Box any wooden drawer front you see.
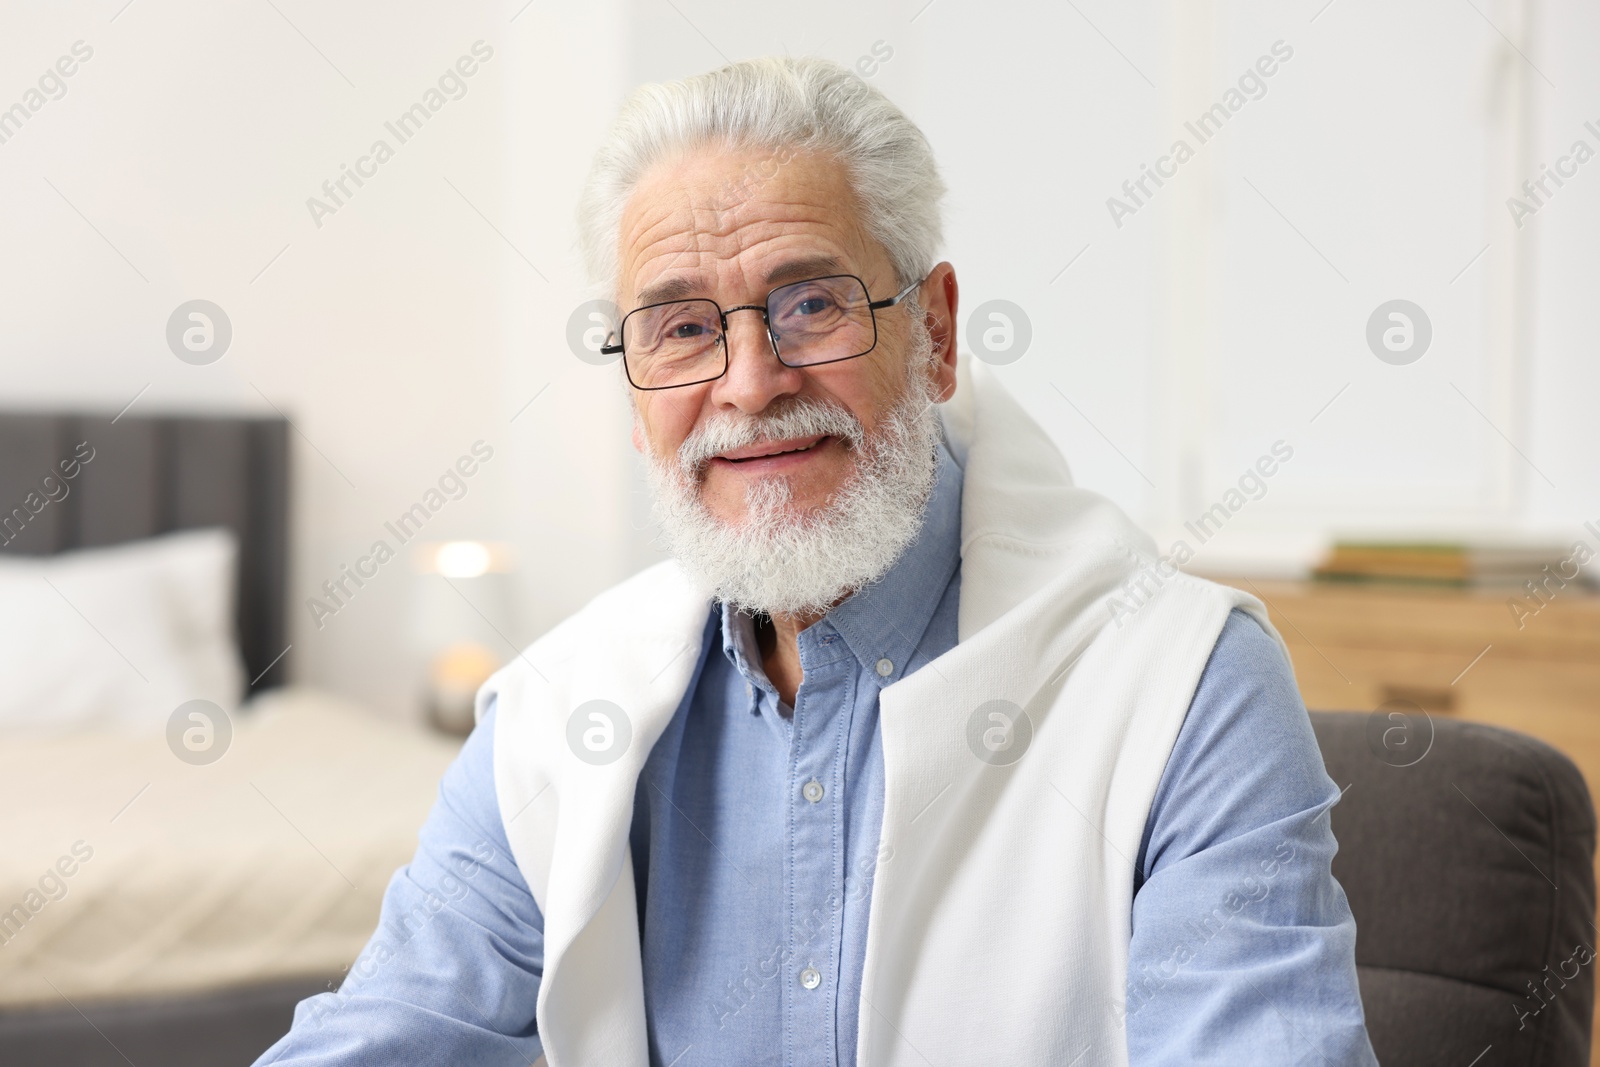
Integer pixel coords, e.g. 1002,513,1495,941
1215,577,1600,799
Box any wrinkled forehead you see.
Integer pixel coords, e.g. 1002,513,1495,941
616,144,885,308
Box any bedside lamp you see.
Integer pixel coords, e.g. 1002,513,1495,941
411,540,512,736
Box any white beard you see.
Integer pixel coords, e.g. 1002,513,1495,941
643,328,944,619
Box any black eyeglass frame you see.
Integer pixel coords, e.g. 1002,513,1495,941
601,273,927,391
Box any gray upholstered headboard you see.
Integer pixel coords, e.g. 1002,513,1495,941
0,412,290,689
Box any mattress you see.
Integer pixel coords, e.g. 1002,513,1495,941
0,688,461,1008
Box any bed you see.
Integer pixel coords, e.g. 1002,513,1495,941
0,412,461,1066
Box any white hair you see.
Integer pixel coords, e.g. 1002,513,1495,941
577,55,946,298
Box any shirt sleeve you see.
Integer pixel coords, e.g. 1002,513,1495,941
253,698,546,1067
1124,609,1378,1067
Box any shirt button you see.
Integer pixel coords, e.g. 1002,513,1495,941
802,780,824,804
875,657,894,677
800,966,822,990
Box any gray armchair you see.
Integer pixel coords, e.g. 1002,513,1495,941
1311,711,1597,1066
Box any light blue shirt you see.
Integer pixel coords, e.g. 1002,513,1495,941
257,442,1376,1066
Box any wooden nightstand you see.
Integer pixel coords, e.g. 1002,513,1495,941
1210,577,1600,779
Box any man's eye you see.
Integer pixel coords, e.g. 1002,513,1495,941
670,322,708,339
794,297,832,316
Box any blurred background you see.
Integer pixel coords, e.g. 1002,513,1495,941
3,0,1595,724
1,0,1597,1063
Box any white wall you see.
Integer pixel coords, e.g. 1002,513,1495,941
907,0,1597,572
0,0,633,721
1528,0,1600,528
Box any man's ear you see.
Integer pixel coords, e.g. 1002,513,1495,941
924,261,959,403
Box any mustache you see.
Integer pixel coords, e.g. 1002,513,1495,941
677,397,866,476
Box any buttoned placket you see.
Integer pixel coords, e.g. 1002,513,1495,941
722,608,861,1067
779,622,857,1067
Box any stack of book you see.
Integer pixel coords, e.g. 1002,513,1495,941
1312,540,1589,588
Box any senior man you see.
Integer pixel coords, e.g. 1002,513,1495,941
259,57,1376,1067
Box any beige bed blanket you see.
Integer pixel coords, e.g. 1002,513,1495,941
0,688,459,1008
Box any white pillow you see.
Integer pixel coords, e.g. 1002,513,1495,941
0,528,246,735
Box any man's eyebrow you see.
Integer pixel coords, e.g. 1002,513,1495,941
763,255,847,288
635,275,701,307
633,255,851,308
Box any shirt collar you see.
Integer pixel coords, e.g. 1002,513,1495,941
717,438,964,694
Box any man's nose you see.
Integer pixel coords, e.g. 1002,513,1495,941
715,308,802,413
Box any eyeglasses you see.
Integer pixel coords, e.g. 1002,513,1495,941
602,273,925,391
